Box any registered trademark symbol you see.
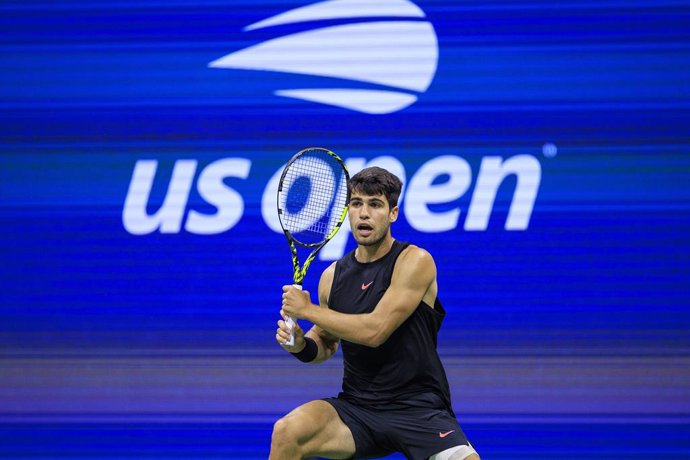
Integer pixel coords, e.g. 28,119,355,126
542,143,558,158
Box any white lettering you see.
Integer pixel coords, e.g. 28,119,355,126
465,155,541,230
123,154,542,255
122,160,197,235
185,158,251,234
404,155,471,232
262,164,285,234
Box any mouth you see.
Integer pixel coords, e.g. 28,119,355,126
356,223,373,237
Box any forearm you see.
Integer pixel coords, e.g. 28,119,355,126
303,304,383,347
304,328,338,364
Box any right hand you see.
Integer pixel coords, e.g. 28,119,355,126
276,309,306,353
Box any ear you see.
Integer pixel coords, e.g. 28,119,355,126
389,205,399,223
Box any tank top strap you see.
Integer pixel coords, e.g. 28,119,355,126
380,240,410,283
388,240,410,262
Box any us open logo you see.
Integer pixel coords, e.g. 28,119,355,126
208,0,439,114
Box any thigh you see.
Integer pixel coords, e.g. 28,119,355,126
324,397,397,459
386,406,472,460
281,400,357,459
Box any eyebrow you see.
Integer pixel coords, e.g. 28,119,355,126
350,196,384,204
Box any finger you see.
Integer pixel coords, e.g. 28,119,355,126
276,328,291,341
276,333,289,346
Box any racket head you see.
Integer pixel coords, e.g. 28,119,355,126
277,147,350,248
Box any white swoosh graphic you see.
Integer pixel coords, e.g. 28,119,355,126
275,89,417,114
209,21,438,92
245,0,425,31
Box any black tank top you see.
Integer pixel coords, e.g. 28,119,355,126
328,240,454,413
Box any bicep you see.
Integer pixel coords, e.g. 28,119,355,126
370,248,436,340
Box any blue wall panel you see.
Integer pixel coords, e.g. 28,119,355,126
1,0,689,458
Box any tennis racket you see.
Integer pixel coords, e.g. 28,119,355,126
277,147,350,346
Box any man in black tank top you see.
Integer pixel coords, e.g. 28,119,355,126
272,167,479,460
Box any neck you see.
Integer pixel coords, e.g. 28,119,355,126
355,234,395,263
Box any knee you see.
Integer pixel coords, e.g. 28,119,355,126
454,452,480,460
271,416,300,453
432,446,480,460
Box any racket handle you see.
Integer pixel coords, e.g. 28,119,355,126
284,284,302,347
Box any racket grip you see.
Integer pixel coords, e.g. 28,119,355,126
284,284,302,347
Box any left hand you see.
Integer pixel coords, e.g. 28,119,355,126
276,309,306,352
282,285,312,319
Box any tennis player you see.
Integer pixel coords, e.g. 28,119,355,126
273,167,480,460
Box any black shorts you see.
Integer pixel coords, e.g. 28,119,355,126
323,394,471,460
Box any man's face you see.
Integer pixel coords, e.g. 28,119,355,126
348,190,399,247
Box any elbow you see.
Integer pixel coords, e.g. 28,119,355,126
360,335,379,348
363,327,390,348
367,336,386,348
357,314,392,348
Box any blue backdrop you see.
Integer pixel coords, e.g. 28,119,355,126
1,0,689,458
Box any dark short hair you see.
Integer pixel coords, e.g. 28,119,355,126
349,167,403,208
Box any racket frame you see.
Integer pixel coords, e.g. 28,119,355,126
277,147,350,345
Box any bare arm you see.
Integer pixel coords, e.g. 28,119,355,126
303,263,340,363
282,246,437,348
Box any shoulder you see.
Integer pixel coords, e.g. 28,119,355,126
320,261,337,284
317,261,338,305
397,244,435,268
393,244,437,280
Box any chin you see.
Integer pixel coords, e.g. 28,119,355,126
356,235,385,247
353,235,367,246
